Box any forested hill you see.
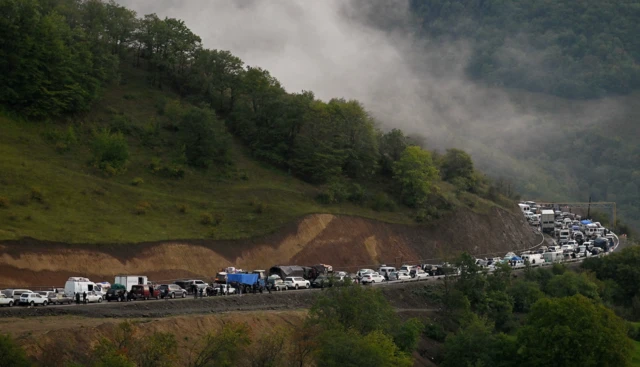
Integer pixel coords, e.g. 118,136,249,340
0,0,511,243
409,0,640,99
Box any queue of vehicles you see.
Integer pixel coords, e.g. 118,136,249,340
1,207,617,308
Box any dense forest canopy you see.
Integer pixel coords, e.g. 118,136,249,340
409,0,640,99
0,0,508,224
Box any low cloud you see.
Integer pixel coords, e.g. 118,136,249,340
118,0,622,169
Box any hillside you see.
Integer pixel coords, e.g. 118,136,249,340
0,208,538,287
0,62,512,245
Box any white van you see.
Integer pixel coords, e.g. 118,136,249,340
378,266,396,279
518,204,530,213
2,289,32,301
64,277,97,298
543,251,564,263
522,254,544,265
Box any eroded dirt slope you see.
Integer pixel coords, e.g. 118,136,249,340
0,207,538,287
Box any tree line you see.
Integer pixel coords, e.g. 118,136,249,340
409,0,640,99
0,0,500,217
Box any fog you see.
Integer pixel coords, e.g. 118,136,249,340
117,0,621,170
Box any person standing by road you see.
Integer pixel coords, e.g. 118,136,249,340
82,291,87,304
75,292,80,305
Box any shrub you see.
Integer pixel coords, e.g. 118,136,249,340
213,213,224,225
177,204,189,214
347,183,367,204
91,128,129,175
317,180,349,204
0,334,31,367
109,115,136,136
134,201,151,215
131,177,144,186
0,196,9,208
254,202,267,214
30,187,44,202
123,93,136,100
200,212,213,225
371,192,397,212
424,321,447,343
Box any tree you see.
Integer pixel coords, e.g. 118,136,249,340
189,322,251,367
440,148,476,191
507,281,544,313
379,129,409,176
454,252,486,307
91,128,129,174
180,106,231,168
392,146,439,207
316,329,413,367
582,246,640,306
544,271,600,300
309,285,398,335
0,334,31,367
442,316,518,367
517,295,633,367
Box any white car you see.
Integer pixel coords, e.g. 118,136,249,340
412,270,429,279
219,284,236,295
399,264,415,273
390,271,411,281
0,294,15,307
357,269,375,277
19,292,48,306
361,273,385,284
85,291,103,303
284,277,310,290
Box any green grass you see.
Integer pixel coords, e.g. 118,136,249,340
632,340,640,366
0,66,502,244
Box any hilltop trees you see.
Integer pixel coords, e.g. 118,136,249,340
409,0,640,99
0,0,491,218
393,146,439,207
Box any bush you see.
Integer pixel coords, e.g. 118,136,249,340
44,125,78,153
213,213,224,225
30,187,44,202
424,322,447,342
0,196,9,208
91,128,129,175
200,212,213,225
134,201,151,215
627,322,640,341
316,180,349,204
177,204,189,214
131,177,144,186
0,334,31,367
371,192,397,212
254,202,268,214
109,115,136,136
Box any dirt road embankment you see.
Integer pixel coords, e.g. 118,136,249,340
0,207,537,287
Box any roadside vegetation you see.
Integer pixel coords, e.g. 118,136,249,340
0,0,514,243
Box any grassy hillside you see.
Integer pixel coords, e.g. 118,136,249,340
0,66,500,244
